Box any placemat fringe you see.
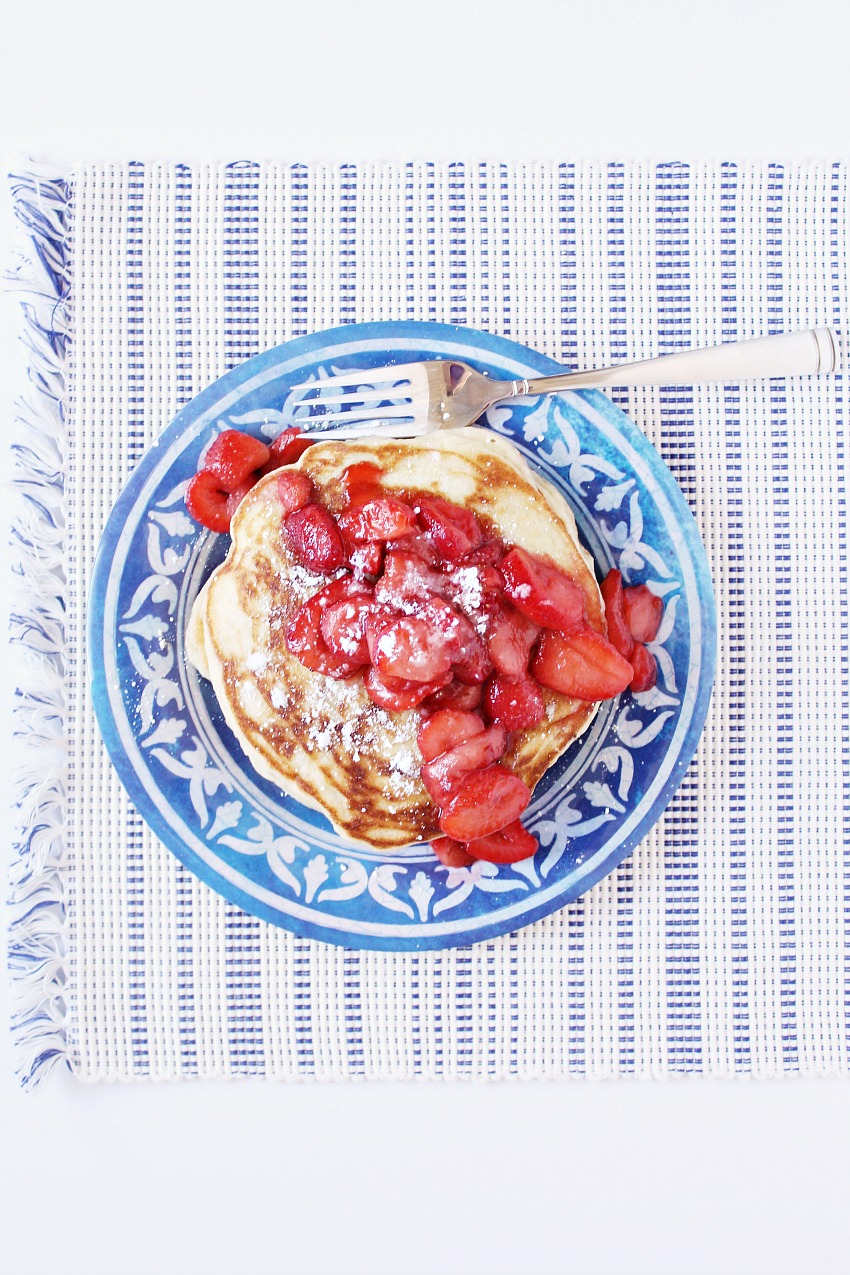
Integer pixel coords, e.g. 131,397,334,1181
6,166,72,1088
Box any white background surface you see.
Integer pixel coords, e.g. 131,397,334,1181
3,2,850,1272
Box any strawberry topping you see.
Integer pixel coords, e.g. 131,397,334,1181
421,726,508,805
439,765,531,841
501,546,586,632
416,494,484,559
429,836,476,868
277,469,314,517
622,584,664,644
283,503,347,574
533,626,634,700
364,667,453,711
185,470,234,534
263,426,315,470
600,568,635,659
462,820,539,864
484,672,546,731
628,640,658,693
416,709,487,762
338,496,418,543
203,430,271,493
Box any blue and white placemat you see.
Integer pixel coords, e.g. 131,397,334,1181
8,159,850,1085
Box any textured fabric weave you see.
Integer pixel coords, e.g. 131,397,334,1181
10,160,850,1081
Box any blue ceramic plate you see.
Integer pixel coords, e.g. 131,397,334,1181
89,322,716,950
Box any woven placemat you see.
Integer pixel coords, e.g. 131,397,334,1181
8,160,849,1084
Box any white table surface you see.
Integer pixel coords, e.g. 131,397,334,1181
3,3,850,1272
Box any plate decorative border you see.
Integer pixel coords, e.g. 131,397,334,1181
88,322,716,950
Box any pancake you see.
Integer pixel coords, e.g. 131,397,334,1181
188,428,603,850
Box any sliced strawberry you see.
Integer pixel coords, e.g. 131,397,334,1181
464,819,538,864
203,430,271,492
388,533,440,566
445,562,505,624
501,547,586,632
224,478,256,524
600,568,634,659
366,612,456,683
430,836,476,868
486,601,540,679
421,726,508,805
416,494,483,560
629,641,658,693
421,679,484,713
264,426,315,471
283,502,347,574
364,666,452,711
338,496,417,543
349,540,384,579
277,469,313,517
442,612,489,685
320,595,375,664
455,540,505,570
185,469,232,533
438,764,531,840
623,584,664,644
533,627,634,700
484,673,545,731
375,550,450,608
416,709,486,762
285,577,371,678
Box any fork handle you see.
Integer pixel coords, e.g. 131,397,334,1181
517,328,838,395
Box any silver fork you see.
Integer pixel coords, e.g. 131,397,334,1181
285,327,838,439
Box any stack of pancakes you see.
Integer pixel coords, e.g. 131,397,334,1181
187,428,603,850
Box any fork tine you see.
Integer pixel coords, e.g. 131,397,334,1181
295,403,417,431
290,383,413,407
289,361,427,395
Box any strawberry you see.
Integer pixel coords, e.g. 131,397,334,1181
421,679,484,713
416,494,483,560
449,623,492,685
375,550,450,608
320,596,375,664
366,612,456,683
501,547,586,632
185,469,233,533
264,426,315,471
338,496,417,543
438,764,531,840
283,503,347,574
485,601,540,679
430,836,476,868
277,469,313,517
445,562,505,626
623,584,663,644
421,726,508,805
349,541,384,579
484,673,545,731
628,641,658,693
364,666,452,711
455,540,505,570
416,709,486,762
533,627,634,700
600,569,634,659
464,819,538,864
203,430,271,492
285,577,372,678
387,533,440,566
